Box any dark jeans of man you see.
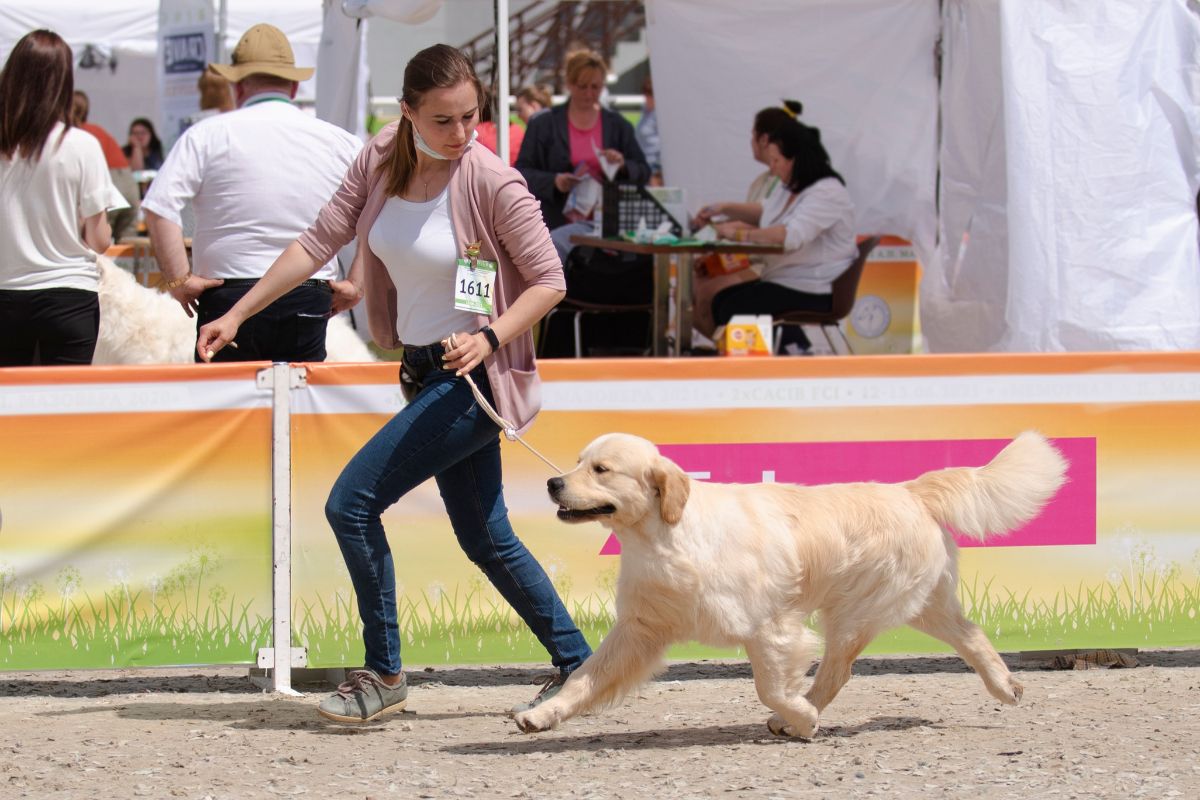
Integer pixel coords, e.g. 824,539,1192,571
195,279,332,362
0,287,99,366
712,279,833,352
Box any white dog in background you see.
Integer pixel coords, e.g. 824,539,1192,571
516,431,1068,738
93,256,375,364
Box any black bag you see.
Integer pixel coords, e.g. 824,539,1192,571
600,183,685,238
539,246,654,358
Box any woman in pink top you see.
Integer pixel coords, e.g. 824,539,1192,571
515,49,651,262
197,44,591,725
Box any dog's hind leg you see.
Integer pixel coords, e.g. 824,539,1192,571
909,575,1023,705
746,613,822,739
802,616,877,716
513,618,668,733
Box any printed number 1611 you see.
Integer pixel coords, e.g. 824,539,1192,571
459,279,491,298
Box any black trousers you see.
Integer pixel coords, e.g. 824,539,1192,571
711,279,832,351
0,287,100,366
540,247,653,358
195,280,332,363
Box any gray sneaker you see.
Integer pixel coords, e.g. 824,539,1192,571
317,668,408,724
509,673,567,716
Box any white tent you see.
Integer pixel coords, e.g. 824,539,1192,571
0,1,327,144
646,0,1200,352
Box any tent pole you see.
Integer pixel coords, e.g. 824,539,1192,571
495,0,510,163
217,0,229,62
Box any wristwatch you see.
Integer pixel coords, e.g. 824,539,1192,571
477,325,501,352
162,272,191,290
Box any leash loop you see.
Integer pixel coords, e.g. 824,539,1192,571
446,332,563,475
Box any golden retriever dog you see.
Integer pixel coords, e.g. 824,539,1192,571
514,431,1067,737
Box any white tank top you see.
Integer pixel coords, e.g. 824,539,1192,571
368,190,478,346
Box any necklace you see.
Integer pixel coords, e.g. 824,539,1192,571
414,165,446,201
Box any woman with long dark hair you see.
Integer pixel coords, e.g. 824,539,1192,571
197,44,591,723
123,117,164,171
0,29,121,366
693,100,857,352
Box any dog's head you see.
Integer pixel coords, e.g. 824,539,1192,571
547,433,691,527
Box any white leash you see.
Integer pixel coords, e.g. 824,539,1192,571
446,333,563,475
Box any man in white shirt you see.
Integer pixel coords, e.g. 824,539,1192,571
142,23,363,362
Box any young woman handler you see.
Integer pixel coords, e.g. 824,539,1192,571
197,44,592,723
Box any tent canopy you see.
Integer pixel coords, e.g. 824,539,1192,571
0,1,323,141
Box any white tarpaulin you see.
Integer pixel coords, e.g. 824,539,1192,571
929,0,1200,352
928,0,1010,351
646,0,940,269
994,0,1200,351
316,0,370,140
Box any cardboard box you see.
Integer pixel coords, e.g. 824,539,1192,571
718,314,773,356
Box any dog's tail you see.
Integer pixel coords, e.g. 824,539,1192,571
905,431,1068,541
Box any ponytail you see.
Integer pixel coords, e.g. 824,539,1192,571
384,112,419,198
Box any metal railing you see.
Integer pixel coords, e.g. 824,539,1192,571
460,0,645,94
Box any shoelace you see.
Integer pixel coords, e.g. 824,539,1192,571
530,673,565,700
334,669,387,699
446,332,562,474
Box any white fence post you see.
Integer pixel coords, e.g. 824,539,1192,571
256,364,307,694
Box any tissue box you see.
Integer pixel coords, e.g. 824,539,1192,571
718,314,773,356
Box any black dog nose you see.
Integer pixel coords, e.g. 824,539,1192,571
547,476,564,495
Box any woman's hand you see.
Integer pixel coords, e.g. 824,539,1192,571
196,314,242,362
600,149,625,170
329,279,364,314
554,172,583,194
692,203,726,229
442,330,493,377
170,275,225,318
713,221,753,242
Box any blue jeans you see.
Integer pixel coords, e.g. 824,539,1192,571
324,345,592,677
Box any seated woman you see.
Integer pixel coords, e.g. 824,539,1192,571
692,101,856,353
515,48,650,264
690,106,789,337
123,117,164,172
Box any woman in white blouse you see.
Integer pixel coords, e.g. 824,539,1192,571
0,30,120,366
693,101,856,353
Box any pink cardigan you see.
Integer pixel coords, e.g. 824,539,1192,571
297,122,565,434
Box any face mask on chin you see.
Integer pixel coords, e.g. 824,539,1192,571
403,102,476,160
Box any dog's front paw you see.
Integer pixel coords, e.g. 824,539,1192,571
767,712,819,739
513,704,560,733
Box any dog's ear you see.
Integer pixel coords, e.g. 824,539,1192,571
651,457,690,525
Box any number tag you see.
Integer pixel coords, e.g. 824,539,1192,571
453,257,497,314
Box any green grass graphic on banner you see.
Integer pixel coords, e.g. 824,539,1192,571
296,563,1200,668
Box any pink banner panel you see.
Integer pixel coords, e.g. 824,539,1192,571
600,438,1095,554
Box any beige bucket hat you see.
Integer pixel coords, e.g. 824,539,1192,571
208,23,313,83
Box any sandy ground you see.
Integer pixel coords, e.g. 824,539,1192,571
2,650,1199,800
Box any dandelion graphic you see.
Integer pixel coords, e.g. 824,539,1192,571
56,566,81,613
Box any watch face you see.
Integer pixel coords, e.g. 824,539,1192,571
850,294,891,339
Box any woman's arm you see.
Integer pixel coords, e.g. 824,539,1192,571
128,144,146,172
81,210,111,253
195,241,321,360
605,113,651,185
442,173,567,375
514,113,567,204
697,202,763,227
442,284,564,376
